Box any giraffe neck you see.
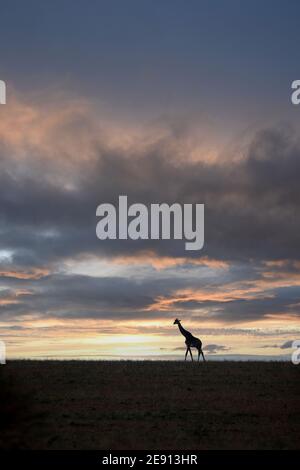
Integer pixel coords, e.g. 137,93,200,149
177,322,190,338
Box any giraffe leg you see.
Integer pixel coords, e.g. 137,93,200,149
198,348,200,361
189,347,193,361
201,349,206,362
185,348,189,361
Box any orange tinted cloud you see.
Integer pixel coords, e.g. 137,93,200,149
0,267,49,280
111,252,229,270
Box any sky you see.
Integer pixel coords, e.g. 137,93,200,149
0,0,300,360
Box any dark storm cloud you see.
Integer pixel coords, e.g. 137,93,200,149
156,285,300,323
0,269,299,323
215,286,300,322
1,116,300,323
0,272,189,320
1,125,300,267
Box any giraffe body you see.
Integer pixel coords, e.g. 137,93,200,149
173,319,206,362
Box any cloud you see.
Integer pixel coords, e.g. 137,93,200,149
280,340,294,349
260,340,295,349
203,344,230,354
1,97,300,267
109,253,230,270
166,344,230,354
0,93,300,326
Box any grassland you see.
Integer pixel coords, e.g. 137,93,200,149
0,360,299,449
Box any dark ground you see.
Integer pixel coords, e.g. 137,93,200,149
0,360,299,450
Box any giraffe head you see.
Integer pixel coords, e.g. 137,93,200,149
173,318,181,325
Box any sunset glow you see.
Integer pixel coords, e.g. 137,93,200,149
1,2,300,362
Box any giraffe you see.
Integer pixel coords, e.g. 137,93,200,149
173,318,206,362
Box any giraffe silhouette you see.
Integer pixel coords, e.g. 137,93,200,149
174,319,205,362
